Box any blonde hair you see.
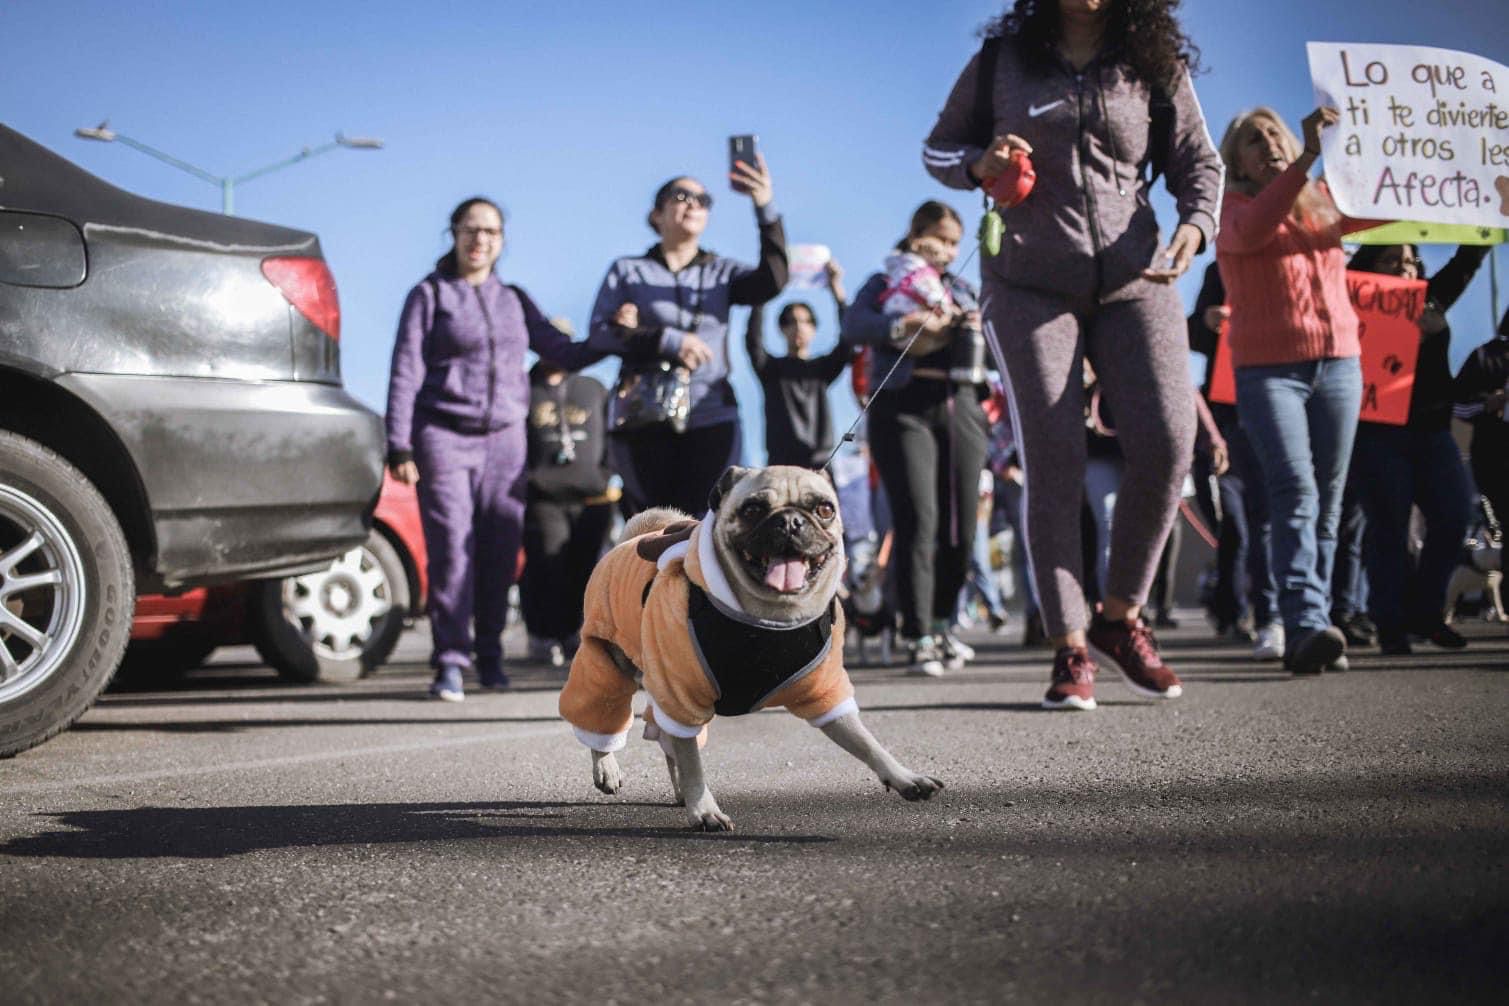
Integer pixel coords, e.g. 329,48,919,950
1219,107,1338,233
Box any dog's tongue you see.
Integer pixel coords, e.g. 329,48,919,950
764,558,807,593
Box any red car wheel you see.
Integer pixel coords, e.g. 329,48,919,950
249,529,409,683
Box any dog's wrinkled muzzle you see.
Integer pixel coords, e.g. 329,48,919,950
737,508,837,595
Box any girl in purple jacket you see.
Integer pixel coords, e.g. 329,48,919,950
385,197,601,701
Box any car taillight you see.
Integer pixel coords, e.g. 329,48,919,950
262,256,341,341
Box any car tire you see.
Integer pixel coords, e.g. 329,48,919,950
250,529,409,684
0,431,134,757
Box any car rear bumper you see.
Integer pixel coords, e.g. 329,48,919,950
59,374,384,589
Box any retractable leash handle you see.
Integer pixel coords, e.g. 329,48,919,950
977,151,1036,257
823,155,1035,473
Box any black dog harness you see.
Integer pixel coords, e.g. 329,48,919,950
685,583,835,716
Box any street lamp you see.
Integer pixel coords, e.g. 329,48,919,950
74,120,383,216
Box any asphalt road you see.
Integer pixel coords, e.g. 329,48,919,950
2,614,1506,1004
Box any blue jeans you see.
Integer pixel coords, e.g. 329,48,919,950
1331,476,1369,618
1235,358,1362,636
959,512,1007,622
996,479,1039,616
1197,415,1279,628
1084,455,1125,599
1351,424,1473,630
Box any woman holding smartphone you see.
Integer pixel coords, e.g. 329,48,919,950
586,153,788,516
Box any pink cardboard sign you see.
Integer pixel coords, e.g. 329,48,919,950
1204,271,1426,426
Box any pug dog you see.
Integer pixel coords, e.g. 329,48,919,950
559,465,943,831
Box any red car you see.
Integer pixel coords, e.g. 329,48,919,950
126,474,428,683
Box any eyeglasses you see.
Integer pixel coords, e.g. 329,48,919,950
456,226,502,241
664,188,713,209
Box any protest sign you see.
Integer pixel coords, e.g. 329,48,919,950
1206,318,1235,406
1350,271,1427,425
1308,42,1509,228
1205,271,1427,426
1348,221,1506,245
787,243,832,289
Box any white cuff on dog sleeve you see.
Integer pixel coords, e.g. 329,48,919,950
656,539,691,571
573,725,629,753
646,695,705,739
809,697,859,728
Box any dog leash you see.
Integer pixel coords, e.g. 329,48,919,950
822,233,999,475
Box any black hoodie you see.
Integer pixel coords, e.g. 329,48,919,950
525,363,611,501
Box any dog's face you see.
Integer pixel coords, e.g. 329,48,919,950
709,465,844,622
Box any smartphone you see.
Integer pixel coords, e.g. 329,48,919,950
729,134,759,192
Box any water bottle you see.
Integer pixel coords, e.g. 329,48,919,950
948,319,988,384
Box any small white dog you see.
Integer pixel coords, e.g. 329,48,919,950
1445,523,1505,624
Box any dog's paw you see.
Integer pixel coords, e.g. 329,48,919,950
591,752,624,795
684,792,734,831
884,772,945,802
688,808,735,832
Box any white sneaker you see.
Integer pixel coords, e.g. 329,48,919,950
429,665,466,702
904,636,946,677
939,631,974,669
1252,623,1285,662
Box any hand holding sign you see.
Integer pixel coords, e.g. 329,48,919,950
787,244,832,290
1308,42,1509,227
1300,105,1341,156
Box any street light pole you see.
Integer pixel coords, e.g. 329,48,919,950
74,122,383,216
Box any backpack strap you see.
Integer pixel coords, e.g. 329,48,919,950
972,37,1002,148
1146,79,1175,184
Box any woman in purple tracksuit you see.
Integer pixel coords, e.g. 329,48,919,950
386,196,601,702
923,0,1223,710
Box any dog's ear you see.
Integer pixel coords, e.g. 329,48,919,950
708,466,752,513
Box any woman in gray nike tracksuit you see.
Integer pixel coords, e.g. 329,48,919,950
923,0,1223,711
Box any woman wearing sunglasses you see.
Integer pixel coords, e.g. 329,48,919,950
586,158,788,516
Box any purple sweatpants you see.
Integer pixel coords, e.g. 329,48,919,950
413,418,527,673
983,280,1195,638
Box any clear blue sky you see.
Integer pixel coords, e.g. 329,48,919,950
6,1,1505,462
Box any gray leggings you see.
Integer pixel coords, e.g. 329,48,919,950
983,281,1195,637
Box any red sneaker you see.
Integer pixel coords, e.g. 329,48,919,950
1088,614,1183,700
1042,646,1097,711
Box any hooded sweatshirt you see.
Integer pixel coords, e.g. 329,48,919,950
558,514,855,752
386,273,602,462
922,36,1223,301
586,202,787,430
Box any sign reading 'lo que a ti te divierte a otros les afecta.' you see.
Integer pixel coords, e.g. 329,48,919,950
1308,41,1509,226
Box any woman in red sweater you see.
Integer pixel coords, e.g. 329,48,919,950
1215,105,1383,675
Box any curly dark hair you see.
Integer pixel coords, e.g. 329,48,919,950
984,0,1202,89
